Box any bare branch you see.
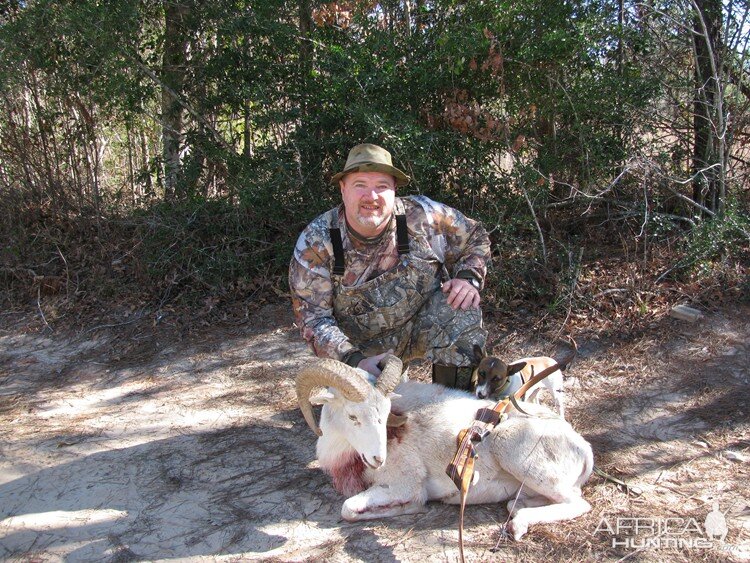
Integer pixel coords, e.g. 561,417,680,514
129,54,233,152
36,286,52,333
518,182,547,265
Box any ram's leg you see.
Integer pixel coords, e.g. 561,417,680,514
507,490,591,540
341,483,426,521
505,491,548,516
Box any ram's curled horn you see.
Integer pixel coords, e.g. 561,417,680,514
296,359,371,436
375,354,404,395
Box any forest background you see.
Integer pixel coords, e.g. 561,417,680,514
1,0,749,334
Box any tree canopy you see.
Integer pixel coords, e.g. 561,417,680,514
1,0,748,312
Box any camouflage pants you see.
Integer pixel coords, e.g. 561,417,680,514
353,286,487,368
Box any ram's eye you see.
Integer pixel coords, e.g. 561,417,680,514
348,414,358,422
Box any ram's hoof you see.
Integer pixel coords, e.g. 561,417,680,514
341,508,358,521
341,498,367,521
508,517,528,541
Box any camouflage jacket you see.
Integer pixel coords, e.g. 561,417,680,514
289,195,491,361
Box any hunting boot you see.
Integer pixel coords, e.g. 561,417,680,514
432,364,476,391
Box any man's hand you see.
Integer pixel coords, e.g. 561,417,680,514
442,278,481,310
357,349,395,376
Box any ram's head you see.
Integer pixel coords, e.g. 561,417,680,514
296,355,404,469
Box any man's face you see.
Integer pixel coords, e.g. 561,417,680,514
339,171,396,237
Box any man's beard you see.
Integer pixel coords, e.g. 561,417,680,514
355,210,389,230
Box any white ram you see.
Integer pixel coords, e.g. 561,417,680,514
296,356,593,540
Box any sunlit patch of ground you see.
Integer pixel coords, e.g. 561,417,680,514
1,302,748,561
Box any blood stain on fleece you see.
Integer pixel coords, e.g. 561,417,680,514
326,413,408,496
328,451,367,496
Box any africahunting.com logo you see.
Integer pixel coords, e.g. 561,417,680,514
595,502,741,553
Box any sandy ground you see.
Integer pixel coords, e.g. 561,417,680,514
1,302,749,562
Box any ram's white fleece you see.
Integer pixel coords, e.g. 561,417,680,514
313,380,593,539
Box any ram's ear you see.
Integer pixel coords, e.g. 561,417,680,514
387,392,401,400
310,389,336,405
387,412,408,427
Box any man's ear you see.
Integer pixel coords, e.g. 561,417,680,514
507,361,527,376
310,389,336,405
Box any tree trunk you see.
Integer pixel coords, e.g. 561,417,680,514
243,103,253,160
299,0,313,74
139,126,153,199
403,0,412,37
27,69,58,210
299,0,313,121
126,121,136,206
161,1,191,200
692,0,724,216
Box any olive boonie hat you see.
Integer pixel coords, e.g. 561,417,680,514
331,143,411,186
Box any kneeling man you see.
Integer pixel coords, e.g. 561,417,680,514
289,143,490,389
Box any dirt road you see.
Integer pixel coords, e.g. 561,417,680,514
1,303,748,561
